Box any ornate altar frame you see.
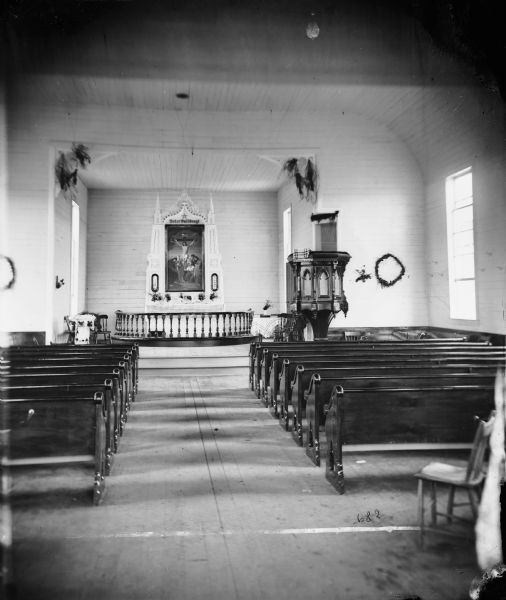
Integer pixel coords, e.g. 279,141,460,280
145,191,224,311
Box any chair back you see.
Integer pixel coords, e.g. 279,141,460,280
466,411,496,484
64,316,75,333
98,314,109,332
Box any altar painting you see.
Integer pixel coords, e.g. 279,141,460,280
166,225,205,291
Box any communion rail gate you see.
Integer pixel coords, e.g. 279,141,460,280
115,311,254,341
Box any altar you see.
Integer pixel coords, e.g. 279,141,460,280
145,191,225,313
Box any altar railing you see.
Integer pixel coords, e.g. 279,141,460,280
114,311,254,340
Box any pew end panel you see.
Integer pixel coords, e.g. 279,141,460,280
277,360,292,431
325,385,345,494
291,366,307,446
305,374,323,466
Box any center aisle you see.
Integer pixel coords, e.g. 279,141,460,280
13,373,477,599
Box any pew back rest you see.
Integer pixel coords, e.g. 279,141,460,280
328,383,495,445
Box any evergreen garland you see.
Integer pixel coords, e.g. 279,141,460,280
55,143,91,198
374,253,406,288
282,157,319,203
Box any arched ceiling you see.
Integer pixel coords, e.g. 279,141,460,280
5,0,504,191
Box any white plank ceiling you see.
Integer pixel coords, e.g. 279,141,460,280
8,1,494,191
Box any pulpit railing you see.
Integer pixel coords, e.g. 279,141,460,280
114,311,254,340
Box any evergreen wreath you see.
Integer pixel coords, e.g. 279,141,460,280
0,255,16,290
374,253,406,288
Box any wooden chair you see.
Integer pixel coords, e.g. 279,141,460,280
415,411,496,546
64,316,75,344
95,314,112,344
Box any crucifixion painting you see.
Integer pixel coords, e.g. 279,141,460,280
166,224,205,292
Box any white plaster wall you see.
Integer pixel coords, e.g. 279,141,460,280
87,189,279,320
279,118,427,329
424,88,506,334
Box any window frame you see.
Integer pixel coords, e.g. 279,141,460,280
445,167,477,321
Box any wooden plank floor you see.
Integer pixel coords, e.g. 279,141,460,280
10,371,479,599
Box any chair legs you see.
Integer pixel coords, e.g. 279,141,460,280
430,481,437,526
417,479,425,547
447,486,455,523
468,489,480,519
417,479,480,548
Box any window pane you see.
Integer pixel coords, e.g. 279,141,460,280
454,253,475,279
455,196,472,209
450,279,476,320
454,172,472,201
453,230,474,252
452,205,473,232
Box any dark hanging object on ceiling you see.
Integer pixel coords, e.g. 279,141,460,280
282,157,319,203
55,143,91,197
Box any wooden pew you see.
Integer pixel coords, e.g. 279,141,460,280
248,337,489,383
249,339,491,390
1,342,139,394
280,353,506,438
1,391,107,505
324,383,496,494
265,346,506,409
304,371,497,467
3,378,116,474
1,360,131,438
1,346,138,399
255,341,497,401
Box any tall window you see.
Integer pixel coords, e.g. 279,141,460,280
283,207,292,261
70,200,80,316
445,168,476,320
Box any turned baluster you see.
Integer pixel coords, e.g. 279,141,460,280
201,315,205,338
228,313,232,336
233,313,238,335
169,314,173,338
161,314,166,337
184,315,189,337
193,315,197,338
177,315,181,337
215,313,220,337
208,314,213,337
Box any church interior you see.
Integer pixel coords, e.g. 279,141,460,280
1,1,506,598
